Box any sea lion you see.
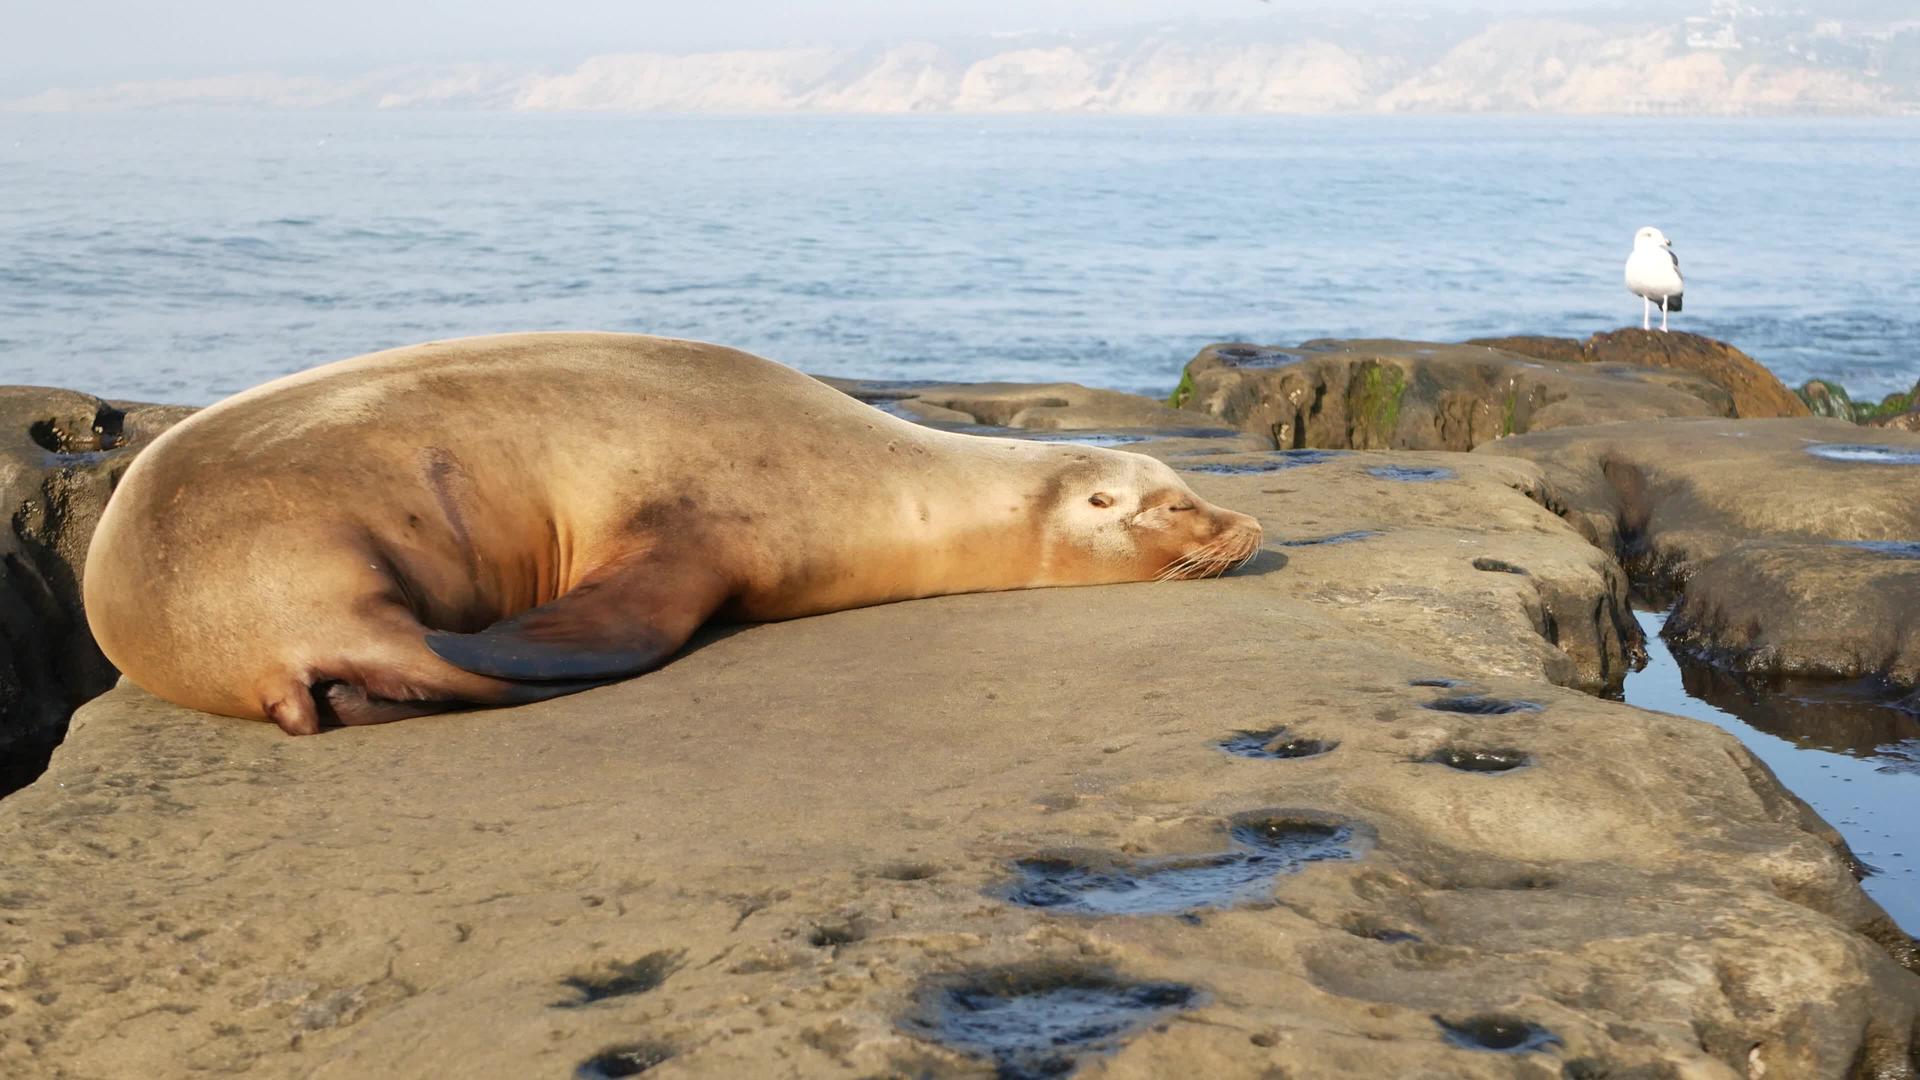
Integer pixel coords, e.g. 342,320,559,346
84,333,1263,736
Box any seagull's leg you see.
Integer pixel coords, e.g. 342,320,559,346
1660,296,1669,332
1642,296,1651,331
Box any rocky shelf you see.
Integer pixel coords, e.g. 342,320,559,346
1,334,1917,1078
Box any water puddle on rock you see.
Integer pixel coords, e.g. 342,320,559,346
1182,449,1347,475
1806,443,1920,466
1181,460,1293,475
1366,465,1457,482
1273,530,1380,548
1845,540,1920,559
1218,727,1338,759
1420,747,1532,773
574,1042,675,1079
1422,696,1542,716
1624,609,1919,931
1434,1015,1563,1054
1018,432,1150,447
1003,813,1359,916
906,967,1199,1080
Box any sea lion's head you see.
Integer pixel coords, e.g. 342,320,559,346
1041,448,1263,585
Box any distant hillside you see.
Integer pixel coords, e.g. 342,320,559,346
11,9,1919,115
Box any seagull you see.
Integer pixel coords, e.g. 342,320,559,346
1625,226,1684,332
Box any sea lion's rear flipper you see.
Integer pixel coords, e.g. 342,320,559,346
424,554,728,683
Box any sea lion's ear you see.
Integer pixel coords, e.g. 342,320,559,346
1088,493,1114,508
426,551,728,683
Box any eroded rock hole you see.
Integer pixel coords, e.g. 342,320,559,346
1002,813,1359,916
1421,747,1532,773
575,1041,676,1079
808,920,866,948
1218,727,1338,760
904,964,1199,1080
556,950,682,1007
872,862,940,882
1472,558,1529,575
1434,1014,1563,1054
1347,923,1422,944
1423,696,1543,716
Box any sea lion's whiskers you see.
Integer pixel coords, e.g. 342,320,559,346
1158,536,1231,581
1157,541,1218,581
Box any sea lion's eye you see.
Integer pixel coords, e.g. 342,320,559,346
1088,493,1114,508
1169,503,1195,513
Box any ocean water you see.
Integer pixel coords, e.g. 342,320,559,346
2,112,1918,405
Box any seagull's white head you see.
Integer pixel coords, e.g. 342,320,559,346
1634,226,1672,249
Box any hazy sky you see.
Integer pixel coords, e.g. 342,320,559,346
7,0,1623,85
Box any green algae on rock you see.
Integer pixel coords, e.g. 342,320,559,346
1170,338,1729,451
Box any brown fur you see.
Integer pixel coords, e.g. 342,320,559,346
84,333,1261,735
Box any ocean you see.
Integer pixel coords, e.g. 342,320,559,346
2,111,1917,405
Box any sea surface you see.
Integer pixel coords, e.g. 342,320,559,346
2,112,1918,404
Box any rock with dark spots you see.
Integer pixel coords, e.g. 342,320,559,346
1171,339,1729,452
1580,330,1811,419
5,404,1915,1078
1482,417,1920,689
0,386,194,793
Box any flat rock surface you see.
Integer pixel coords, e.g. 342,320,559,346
1482,418,1920,690
4,438,1915,1079
1172,339,1732,452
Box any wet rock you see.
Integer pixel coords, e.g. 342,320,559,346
1665,539,1920,686
1000,811,1362,917
0,387,194,795
1483,418,1920,691
1171,338,1729,452
904,965,1199,1079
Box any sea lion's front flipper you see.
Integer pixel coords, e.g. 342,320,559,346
425,554,729,682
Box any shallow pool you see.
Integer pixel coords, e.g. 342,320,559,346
1623,610,1918,932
